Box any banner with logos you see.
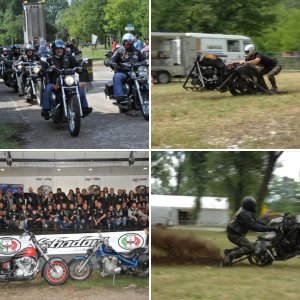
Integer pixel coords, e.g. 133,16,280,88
0,231,146,256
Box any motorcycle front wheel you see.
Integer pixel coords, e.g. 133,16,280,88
247,253,273,266
67,94,81,137
35,80,43,106
69,258,93,281
139,91,149,121
43,260,69,286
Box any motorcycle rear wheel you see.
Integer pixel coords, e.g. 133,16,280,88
69,258,93,281
67,94,81,137
43,260,69,286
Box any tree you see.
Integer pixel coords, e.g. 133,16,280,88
104,0,149,40
44,0,69,24
256,151,283,213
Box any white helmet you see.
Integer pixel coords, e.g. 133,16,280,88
122,33,134,46
244,44,256,60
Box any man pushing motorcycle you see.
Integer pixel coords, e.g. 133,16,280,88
223,196,279,266
239,44,282,92
40,40,93,119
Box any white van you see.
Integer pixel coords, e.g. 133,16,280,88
152,32,253,83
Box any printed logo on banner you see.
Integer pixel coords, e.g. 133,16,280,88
0,237,21,255
118,233,144,250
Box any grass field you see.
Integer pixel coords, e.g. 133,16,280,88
81,47,108,60
152,229,300,300
151,72,300,148
0,124,28,148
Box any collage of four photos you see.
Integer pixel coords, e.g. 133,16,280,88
1,0,300,299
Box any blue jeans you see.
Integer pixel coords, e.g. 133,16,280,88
42,84,89,110
113,72,128,97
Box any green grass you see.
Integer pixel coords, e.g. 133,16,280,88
152,229,300,300
81,47,108,60
152,72,300,149
0,124,27,148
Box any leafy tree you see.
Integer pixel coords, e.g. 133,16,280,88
44,0,69,24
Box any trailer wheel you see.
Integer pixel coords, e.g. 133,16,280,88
157,71,171,84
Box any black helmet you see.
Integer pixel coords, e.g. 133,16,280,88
51,40,65,55
12,44,21,52
242,196,256,212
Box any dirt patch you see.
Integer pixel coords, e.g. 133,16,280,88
0,278,148,300
152,228,222,265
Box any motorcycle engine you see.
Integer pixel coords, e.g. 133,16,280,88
122,83,130,96
200,66,220,89
100,256,121,276
14,257,37,278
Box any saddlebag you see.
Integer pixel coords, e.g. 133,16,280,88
104,81,114,98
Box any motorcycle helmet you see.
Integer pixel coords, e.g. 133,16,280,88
241,196,257,212
51,40,65,56
2,47,8,55
122,33,134,49
244,44,256,60
25,44,33,54
12,44,21,53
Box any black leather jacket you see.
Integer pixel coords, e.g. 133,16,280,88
227,207,272,235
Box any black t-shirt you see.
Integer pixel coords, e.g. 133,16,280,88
93,208,106,219
7,209,19,221
247,52,277,72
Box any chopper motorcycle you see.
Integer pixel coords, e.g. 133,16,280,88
39,57,89,137
223,212,300,266
0,229,69,285
105,61,149,121
68,233,149,281
183,53,270,95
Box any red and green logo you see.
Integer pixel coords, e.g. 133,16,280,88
0,238,21,255
118,233,144,250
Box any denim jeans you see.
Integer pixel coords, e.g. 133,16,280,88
42,83,89,110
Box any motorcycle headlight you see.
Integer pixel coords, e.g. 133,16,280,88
64,76,75,86
138,66,148,78
17,65,23,70
33,67,40,74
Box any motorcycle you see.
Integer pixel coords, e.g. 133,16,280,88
68,233,149,282
183,53,269,95
105,61,149,121
224,212,300,266
39,57,89,137
0,229,69,285
22,62,42,104
0,58,6,78
3,60,18,92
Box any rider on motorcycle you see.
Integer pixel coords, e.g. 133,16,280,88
17,44,40,97
9,44,22,60
109,33,146,103
1,47,9,58
239,44,282,92
40,40,93,119
224,196,278,266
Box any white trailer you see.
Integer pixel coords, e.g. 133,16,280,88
151,32,253,83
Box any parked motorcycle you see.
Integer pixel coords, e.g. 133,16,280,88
224,212,300,266
183,53,269,95
39,57,89,137
68,233,149,281
105,61,149,121
0,229,69,285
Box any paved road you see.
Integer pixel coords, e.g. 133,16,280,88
0,61,149,149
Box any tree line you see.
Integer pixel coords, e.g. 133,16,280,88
152,0,300,52
0,0,148,46
151,151,300,216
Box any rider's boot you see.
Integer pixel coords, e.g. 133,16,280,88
82,107,93,118
41,109,50,120
268,77,277,92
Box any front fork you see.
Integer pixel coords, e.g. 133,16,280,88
61,86,83,117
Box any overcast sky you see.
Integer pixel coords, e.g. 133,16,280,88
273,151,300,181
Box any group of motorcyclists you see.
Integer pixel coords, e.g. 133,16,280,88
0,32,149,123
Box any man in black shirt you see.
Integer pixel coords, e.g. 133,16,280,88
6,204,19,228
239,44,282,91
93,202,106,229
25,187,38,208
